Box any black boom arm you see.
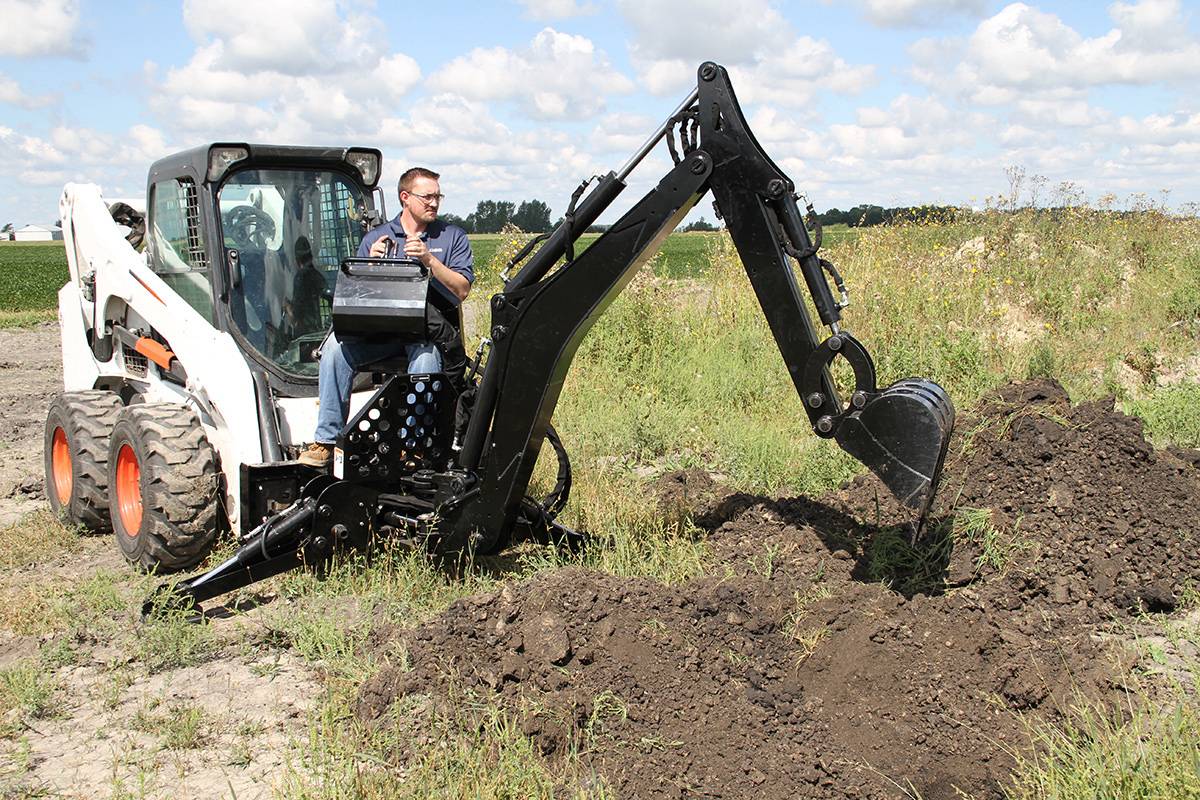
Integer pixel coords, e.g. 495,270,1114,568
442,62,955,555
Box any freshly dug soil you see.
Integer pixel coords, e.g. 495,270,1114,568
358,380,1199,798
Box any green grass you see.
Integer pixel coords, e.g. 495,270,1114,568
135,600,218,672
0,662,60,738
132,698,209,750
0,242,68,313
279,691,611,800
1126,382,1200,448
1006,700,1200,800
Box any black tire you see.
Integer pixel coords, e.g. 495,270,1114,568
43,390,123,531
108,404,220,572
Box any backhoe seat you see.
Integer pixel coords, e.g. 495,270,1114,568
360,295,465,384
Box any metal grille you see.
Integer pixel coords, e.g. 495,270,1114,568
182,180,208,270
314,180,357,269
311,179,357,329
122,345,147,377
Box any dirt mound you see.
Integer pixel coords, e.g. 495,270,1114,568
836,378,1200,618
357,381,1199,798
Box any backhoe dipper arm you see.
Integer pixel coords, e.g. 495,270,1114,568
443,62,954,555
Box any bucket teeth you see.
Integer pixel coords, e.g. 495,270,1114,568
834,378,954,515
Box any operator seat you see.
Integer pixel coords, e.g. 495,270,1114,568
358,291,466,383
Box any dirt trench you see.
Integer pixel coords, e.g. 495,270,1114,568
358,379,1200,799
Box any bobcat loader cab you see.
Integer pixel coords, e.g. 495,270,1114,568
50,144,385,569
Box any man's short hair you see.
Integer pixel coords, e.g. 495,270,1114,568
399,167,440,196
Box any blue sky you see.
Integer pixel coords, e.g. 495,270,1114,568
2,0,1200,227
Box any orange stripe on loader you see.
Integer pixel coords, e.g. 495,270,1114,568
130,272,165,304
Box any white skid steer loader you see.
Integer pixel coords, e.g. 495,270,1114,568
47,65,955,601
47,144,388,571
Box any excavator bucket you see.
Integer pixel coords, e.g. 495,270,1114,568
834,378,955,517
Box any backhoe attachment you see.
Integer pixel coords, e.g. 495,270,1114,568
147,61,954,617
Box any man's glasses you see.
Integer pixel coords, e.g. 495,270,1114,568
408,191,444,205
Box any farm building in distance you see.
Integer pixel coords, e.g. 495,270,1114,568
13,224,63,241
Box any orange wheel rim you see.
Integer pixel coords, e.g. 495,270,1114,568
115,444,143,535
51,427,72,505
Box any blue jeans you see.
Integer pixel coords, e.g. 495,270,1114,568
314,335,442,443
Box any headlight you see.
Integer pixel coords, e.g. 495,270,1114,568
207,145,249,182
345,149,381,187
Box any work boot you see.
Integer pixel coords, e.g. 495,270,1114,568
298,442,333,468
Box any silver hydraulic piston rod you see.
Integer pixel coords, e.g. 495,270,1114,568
616,88,700,181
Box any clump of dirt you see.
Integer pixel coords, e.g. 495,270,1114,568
357,380,1199,799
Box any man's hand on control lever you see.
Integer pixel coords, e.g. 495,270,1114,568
403,236,432,266
368,235,432,267
367,236,392,259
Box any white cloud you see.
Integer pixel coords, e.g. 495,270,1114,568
731,39,876,107
995,124,1038,147
15,133,65,164
588,111,659,157
1090,109,1200,180
828,95,981,160
618,0,872,105
366,93,610,218
152,3,421,143
851,0,986,28
1012,96,1110,128
181,0,378,75
0,73,54,109
0,123,171,219
430,28,632,120
0,0,85,58
620,0,791,63
960,1,1200,91
619,0,792,95
372,53,422,102
519,0,597,20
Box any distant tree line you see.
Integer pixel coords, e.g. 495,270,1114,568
440,199,959,234
440,200,553,234
816,204,958,227
678,217,718,232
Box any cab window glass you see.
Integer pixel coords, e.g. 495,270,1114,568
148,177,214,323
218,169,367,377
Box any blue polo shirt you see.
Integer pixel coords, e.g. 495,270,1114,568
358,216,474,305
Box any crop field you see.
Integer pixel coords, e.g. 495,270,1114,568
470,229,721,280
0,208,1197,798
0,242,68,327
0,231,757,326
